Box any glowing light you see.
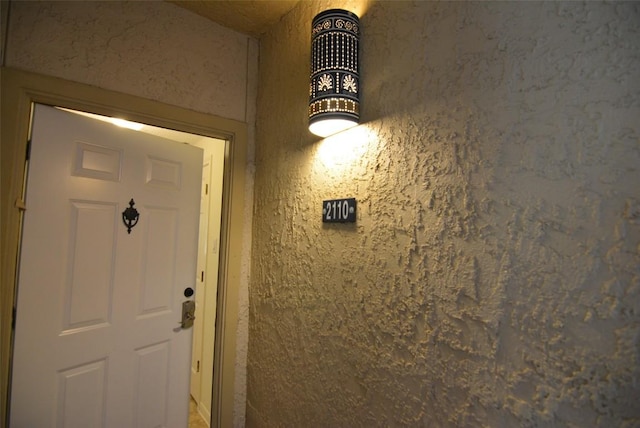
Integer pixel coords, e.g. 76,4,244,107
309,118,358,138
314,125,372,171
111,118,144,131
57,108,145,132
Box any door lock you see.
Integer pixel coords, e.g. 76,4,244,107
179,300,195,329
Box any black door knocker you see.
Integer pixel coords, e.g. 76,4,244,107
122,198,140,234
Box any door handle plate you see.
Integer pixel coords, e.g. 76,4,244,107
180,300,195,329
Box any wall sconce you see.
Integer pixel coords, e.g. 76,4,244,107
308,9,360,138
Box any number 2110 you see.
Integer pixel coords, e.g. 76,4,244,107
325,200,349,220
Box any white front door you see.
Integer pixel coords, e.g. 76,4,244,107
10,104,202,427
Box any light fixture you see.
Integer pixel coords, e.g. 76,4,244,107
308,9,360,138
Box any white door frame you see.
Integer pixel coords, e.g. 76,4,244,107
0,67,247,428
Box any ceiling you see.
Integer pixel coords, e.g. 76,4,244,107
170,0,301,38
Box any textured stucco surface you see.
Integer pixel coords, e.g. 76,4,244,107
5,0,249,122
249,1,640,427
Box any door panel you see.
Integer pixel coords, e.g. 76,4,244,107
56,359,107,428
10,104,202,428
65,201,117,330
133,340,170,427
139,207,178,315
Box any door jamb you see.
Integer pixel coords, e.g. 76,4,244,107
0,67,247,428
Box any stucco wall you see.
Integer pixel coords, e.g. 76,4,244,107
4,1,254,425
4,0,250,122
249,1,640,426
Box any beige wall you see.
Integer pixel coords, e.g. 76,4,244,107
4,1,255,425
5,0,251,122
249,1,640,426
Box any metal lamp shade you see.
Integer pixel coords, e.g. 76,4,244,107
308,9,360,138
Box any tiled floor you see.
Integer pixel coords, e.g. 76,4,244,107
189,398,209,428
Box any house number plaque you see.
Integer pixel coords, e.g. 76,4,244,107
322,198,356,223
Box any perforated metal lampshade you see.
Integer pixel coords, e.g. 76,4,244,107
308,9,360,138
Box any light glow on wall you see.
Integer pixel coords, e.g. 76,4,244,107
312,125,375,174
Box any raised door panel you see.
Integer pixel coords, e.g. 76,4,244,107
134,341,170,427
64,201,117,332
138,207,178,316
56,359,108,428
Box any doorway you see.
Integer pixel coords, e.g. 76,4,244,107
12,104,211,427
52,107,226,426
42,106,225,427
1,67,247,427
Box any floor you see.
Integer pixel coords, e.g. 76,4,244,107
189,397,209,428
